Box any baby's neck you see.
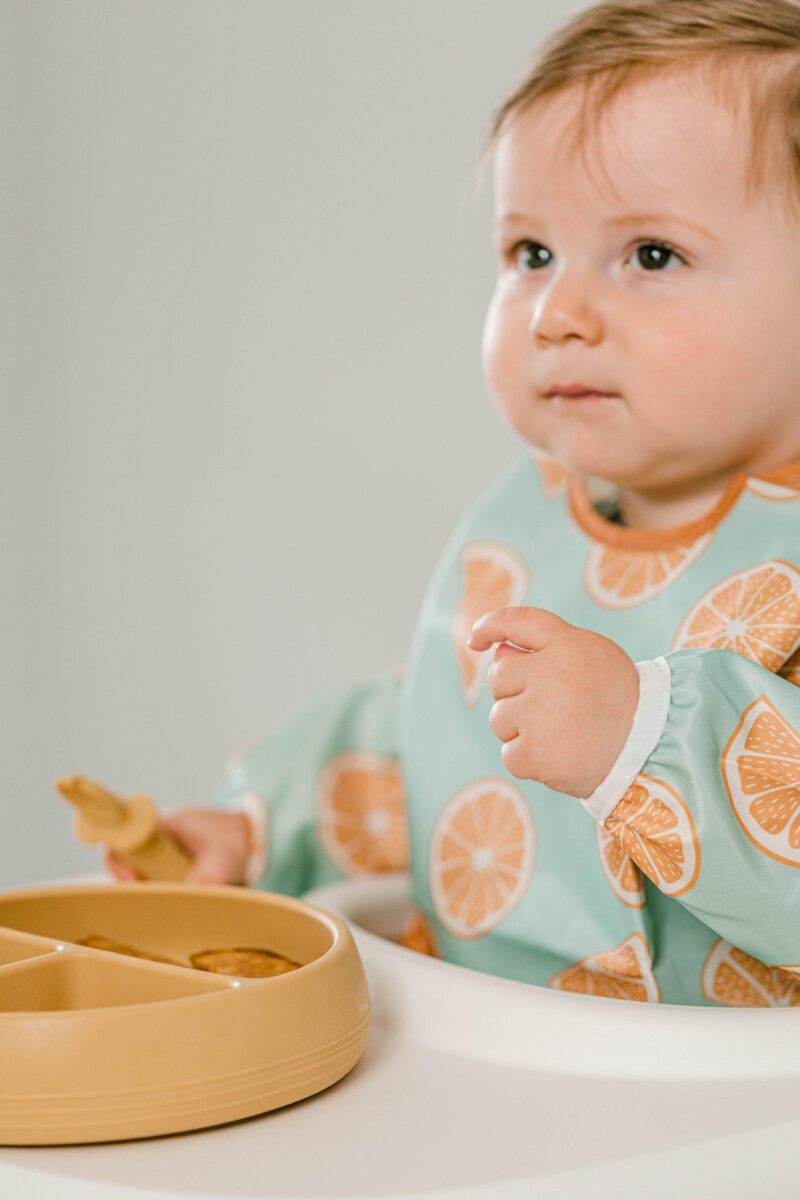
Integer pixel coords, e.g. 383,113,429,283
613,473,734,531
593,445,800,531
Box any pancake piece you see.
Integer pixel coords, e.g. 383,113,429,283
190,947,301,978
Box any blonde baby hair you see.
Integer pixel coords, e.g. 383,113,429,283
478,0,800,218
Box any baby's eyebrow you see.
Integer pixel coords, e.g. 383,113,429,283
605,212,719,243
496,209,720,244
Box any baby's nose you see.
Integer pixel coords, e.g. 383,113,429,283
529,277,603,346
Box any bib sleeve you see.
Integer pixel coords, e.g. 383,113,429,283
213,665,407,896
581,647,800,970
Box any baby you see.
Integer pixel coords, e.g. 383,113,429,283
110,0,800,1005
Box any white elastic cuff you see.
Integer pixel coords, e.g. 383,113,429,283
230,790,270,886
580,657,672,824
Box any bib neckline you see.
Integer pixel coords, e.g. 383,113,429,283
566,458,800,551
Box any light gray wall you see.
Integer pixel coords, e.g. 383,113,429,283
3,0,583,886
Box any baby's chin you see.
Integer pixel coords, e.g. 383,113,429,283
528,434,649,488
546,446,711,497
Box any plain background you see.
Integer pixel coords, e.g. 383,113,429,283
2,0,584,886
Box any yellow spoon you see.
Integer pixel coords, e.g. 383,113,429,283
55,774,192,881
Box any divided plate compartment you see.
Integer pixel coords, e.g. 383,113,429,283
0,883,371,1145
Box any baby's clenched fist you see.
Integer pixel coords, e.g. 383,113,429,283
468,606,639,799
104,809,253,885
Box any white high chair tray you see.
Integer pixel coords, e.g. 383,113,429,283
1,872,799,1200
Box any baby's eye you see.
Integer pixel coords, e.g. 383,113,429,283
505,240,551,271
626,240,685,272
503,238,686,273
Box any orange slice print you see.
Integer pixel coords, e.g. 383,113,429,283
549,932,660,1002
316,750,409,873
672,560,800,671
584,534,712,609
701,939,800,1006
721,695,800,867
429,777,535,939
603,774,700,897
399,907,440,957
452,541,529,707
595,821,646,909
531,448,570,499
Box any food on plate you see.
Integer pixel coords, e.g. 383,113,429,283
190,947,301,977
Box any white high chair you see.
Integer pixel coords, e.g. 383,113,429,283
0,871,798,1199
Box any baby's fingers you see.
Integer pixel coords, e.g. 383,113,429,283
103,811,248,886
159,813,248,886
103,848,141,882
104,840,229,885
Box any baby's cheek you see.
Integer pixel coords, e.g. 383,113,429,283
648,309,753,422
480,297,516,393
636,343,738,439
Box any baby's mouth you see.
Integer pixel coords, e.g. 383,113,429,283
545,391,622,407
544,384,620,401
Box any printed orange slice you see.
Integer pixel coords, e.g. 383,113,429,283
603,774,700,897
745,478,800,501
584,534,712,609
595,821,646,909
399,907,440,957
452,541,529,707
429,777,535,939
316,750,409,873
701,939,800,1006
549,932,660,1002
672,560,800,671
531,448,570,499
721,695,800,867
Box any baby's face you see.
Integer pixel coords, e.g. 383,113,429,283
482,66,800,490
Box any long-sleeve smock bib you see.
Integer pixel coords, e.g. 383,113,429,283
218,450,800,1006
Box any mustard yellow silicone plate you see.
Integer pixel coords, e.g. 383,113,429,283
0,882,371,1145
